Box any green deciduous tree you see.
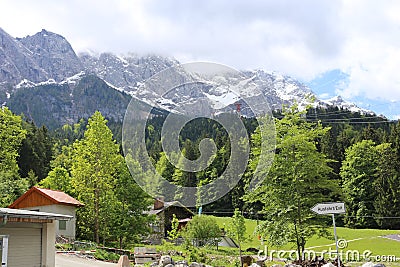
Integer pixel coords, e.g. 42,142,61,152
38,167,73,195
0,107,28,206
67,111,152,246
247,106,338,259
227,209,247,267
341,140,378,228
342,139,400,229
71,111,122,243
112,157,152,248
182,215,221,248
373,143,400,229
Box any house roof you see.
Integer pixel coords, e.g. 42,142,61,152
9,187,83,209
0,207,73,221
178,218,191,223
147,201,194,215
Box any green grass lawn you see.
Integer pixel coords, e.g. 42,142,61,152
212,216,400,261
130,216,400,267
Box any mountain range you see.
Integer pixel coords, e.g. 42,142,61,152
0,28,374,128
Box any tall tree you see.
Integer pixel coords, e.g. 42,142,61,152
18,123,53,182
112,156,152,248
246,106,338,259
341,140,378,228
373,143,400,229
0,107,28,206
172,139,198,187
71,111,120,243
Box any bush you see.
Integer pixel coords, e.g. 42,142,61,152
182,215,221,247
94,249,120,262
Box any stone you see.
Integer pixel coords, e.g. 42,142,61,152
242,255,254,266
189,262,202,267
361,263,386,267
159,255,174,266
321,263,335,267
117,255,130,267
175,260,189,267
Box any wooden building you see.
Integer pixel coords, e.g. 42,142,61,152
9,187,83,241
148,198,193,240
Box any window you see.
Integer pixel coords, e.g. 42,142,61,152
59,220,67,231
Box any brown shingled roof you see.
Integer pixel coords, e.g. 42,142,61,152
9,187,83,209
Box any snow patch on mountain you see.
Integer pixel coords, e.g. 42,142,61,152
0,28,377,118
60,71,86,85
319,95,375,115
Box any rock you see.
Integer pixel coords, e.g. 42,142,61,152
164,264,174,267
255,259,266,267
189,263,202,267
150,263,159,267
361,263,386,267
250,263,263,267
159,255,174,266
117,255,130,267
321,263,335,267
283,264,302,267
242,255,254,266
270,264,283,267
175,260,189,267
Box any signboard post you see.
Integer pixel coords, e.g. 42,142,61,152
311,202,346,267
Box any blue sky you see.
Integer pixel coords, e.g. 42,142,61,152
0,0,399,119
306,70,400,119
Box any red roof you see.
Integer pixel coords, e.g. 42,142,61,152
9,187,83,209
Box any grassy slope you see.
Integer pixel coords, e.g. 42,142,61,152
212,216,400,258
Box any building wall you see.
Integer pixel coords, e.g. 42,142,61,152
0,221,56,267
23,205,76,240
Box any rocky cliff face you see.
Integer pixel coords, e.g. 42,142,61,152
0,28,47,84
17,29,83,82
79,52,179,91
0,28,374,128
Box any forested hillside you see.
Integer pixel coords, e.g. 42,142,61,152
1,105,399,247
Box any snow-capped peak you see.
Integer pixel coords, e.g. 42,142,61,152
319,95,375,115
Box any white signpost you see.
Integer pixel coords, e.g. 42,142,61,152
311,202,346,267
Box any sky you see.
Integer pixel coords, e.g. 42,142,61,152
1,0,399,119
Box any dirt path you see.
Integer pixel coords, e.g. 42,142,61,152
55,253,116,267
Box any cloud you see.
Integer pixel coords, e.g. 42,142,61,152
0,0,399,105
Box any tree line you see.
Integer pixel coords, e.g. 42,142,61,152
1,105,400,253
